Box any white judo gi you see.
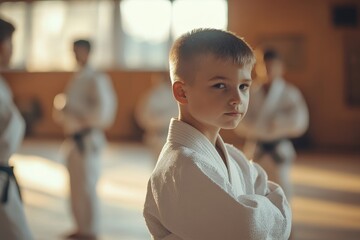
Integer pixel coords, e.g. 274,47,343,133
0,76,33,240
235,78,309,200
54,65,117,235
144,119,292,240
135,80,178,157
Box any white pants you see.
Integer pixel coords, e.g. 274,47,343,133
0,170,33,240
65,129,105,235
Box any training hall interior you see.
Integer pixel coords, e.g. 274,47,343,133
1,0,360,239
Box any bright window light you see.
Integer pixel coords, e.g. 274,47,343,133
29,1,67,71
172,0,228,38
0,0,228,71
119,0,171,69
121,0,171,43
119,0,228,69
29,0,113,71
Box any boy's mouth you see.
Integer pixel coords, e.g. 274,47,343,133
224,111,242,116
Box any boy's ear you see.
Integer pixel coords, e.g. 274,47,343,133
173,81,188,104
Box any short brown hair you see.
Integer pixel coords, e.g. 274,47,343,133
169,28,255,83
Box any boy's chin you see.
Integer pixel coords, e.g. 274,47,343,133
222,122,241,130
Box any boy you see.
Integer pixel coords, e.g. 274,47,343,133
235,49,309,201
0,17,33,240
53,39,117,240
143,29,292,240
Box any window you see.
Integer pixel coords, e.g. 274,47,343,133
29,0,114,71
172,0,228,39
0,0,228,71
120,0,228,70
1,0,114,71
119,0,172,70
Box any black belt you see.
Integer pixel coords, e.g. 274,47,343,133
0,165,22,204
70,128,93,153
256,139,284,164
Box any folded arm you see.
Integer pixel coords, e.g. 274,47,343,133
147,160,291,240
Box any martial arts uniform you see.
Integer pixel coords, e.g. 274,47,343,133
0,76,33,240
235,78,309,200
135,81,178,157
144,119,292,240
54,65,117,236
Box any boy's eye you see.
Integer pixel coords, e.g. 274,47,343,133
213,83,226,89
239,84,250,91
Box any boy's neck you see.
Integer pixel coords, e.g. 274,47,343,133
179,115,220,146
202,129,219,146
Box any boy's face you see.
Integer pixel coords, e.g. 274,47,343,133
73,45,89,67
180,54,252,134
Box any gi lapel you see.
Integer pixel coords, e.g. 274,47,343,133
167,119,229,180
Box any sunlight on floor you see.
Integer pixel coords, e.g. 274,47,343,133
293,196,360,230
292,165,360,229
11,154,68,197
10,141,154,240
7,140,360,240
292,165,360,193
291,156,360,239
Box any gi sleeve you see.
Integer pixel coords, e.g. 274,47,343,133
249,160,290,220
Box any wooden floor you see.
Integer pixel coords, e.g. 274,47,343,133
11,140,360,240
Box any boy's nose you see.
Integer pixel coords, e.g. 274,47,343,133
229,89,242,105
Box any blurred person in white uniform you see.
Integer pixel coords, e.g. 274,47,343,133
53,39,117,240
135,73,178,159
235,49,309,201
0,17,33,240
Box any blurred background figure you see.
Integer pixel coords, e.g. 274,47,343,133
53,39,117,240
0,17,33,240
235,49,309,202
135,73,178,160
